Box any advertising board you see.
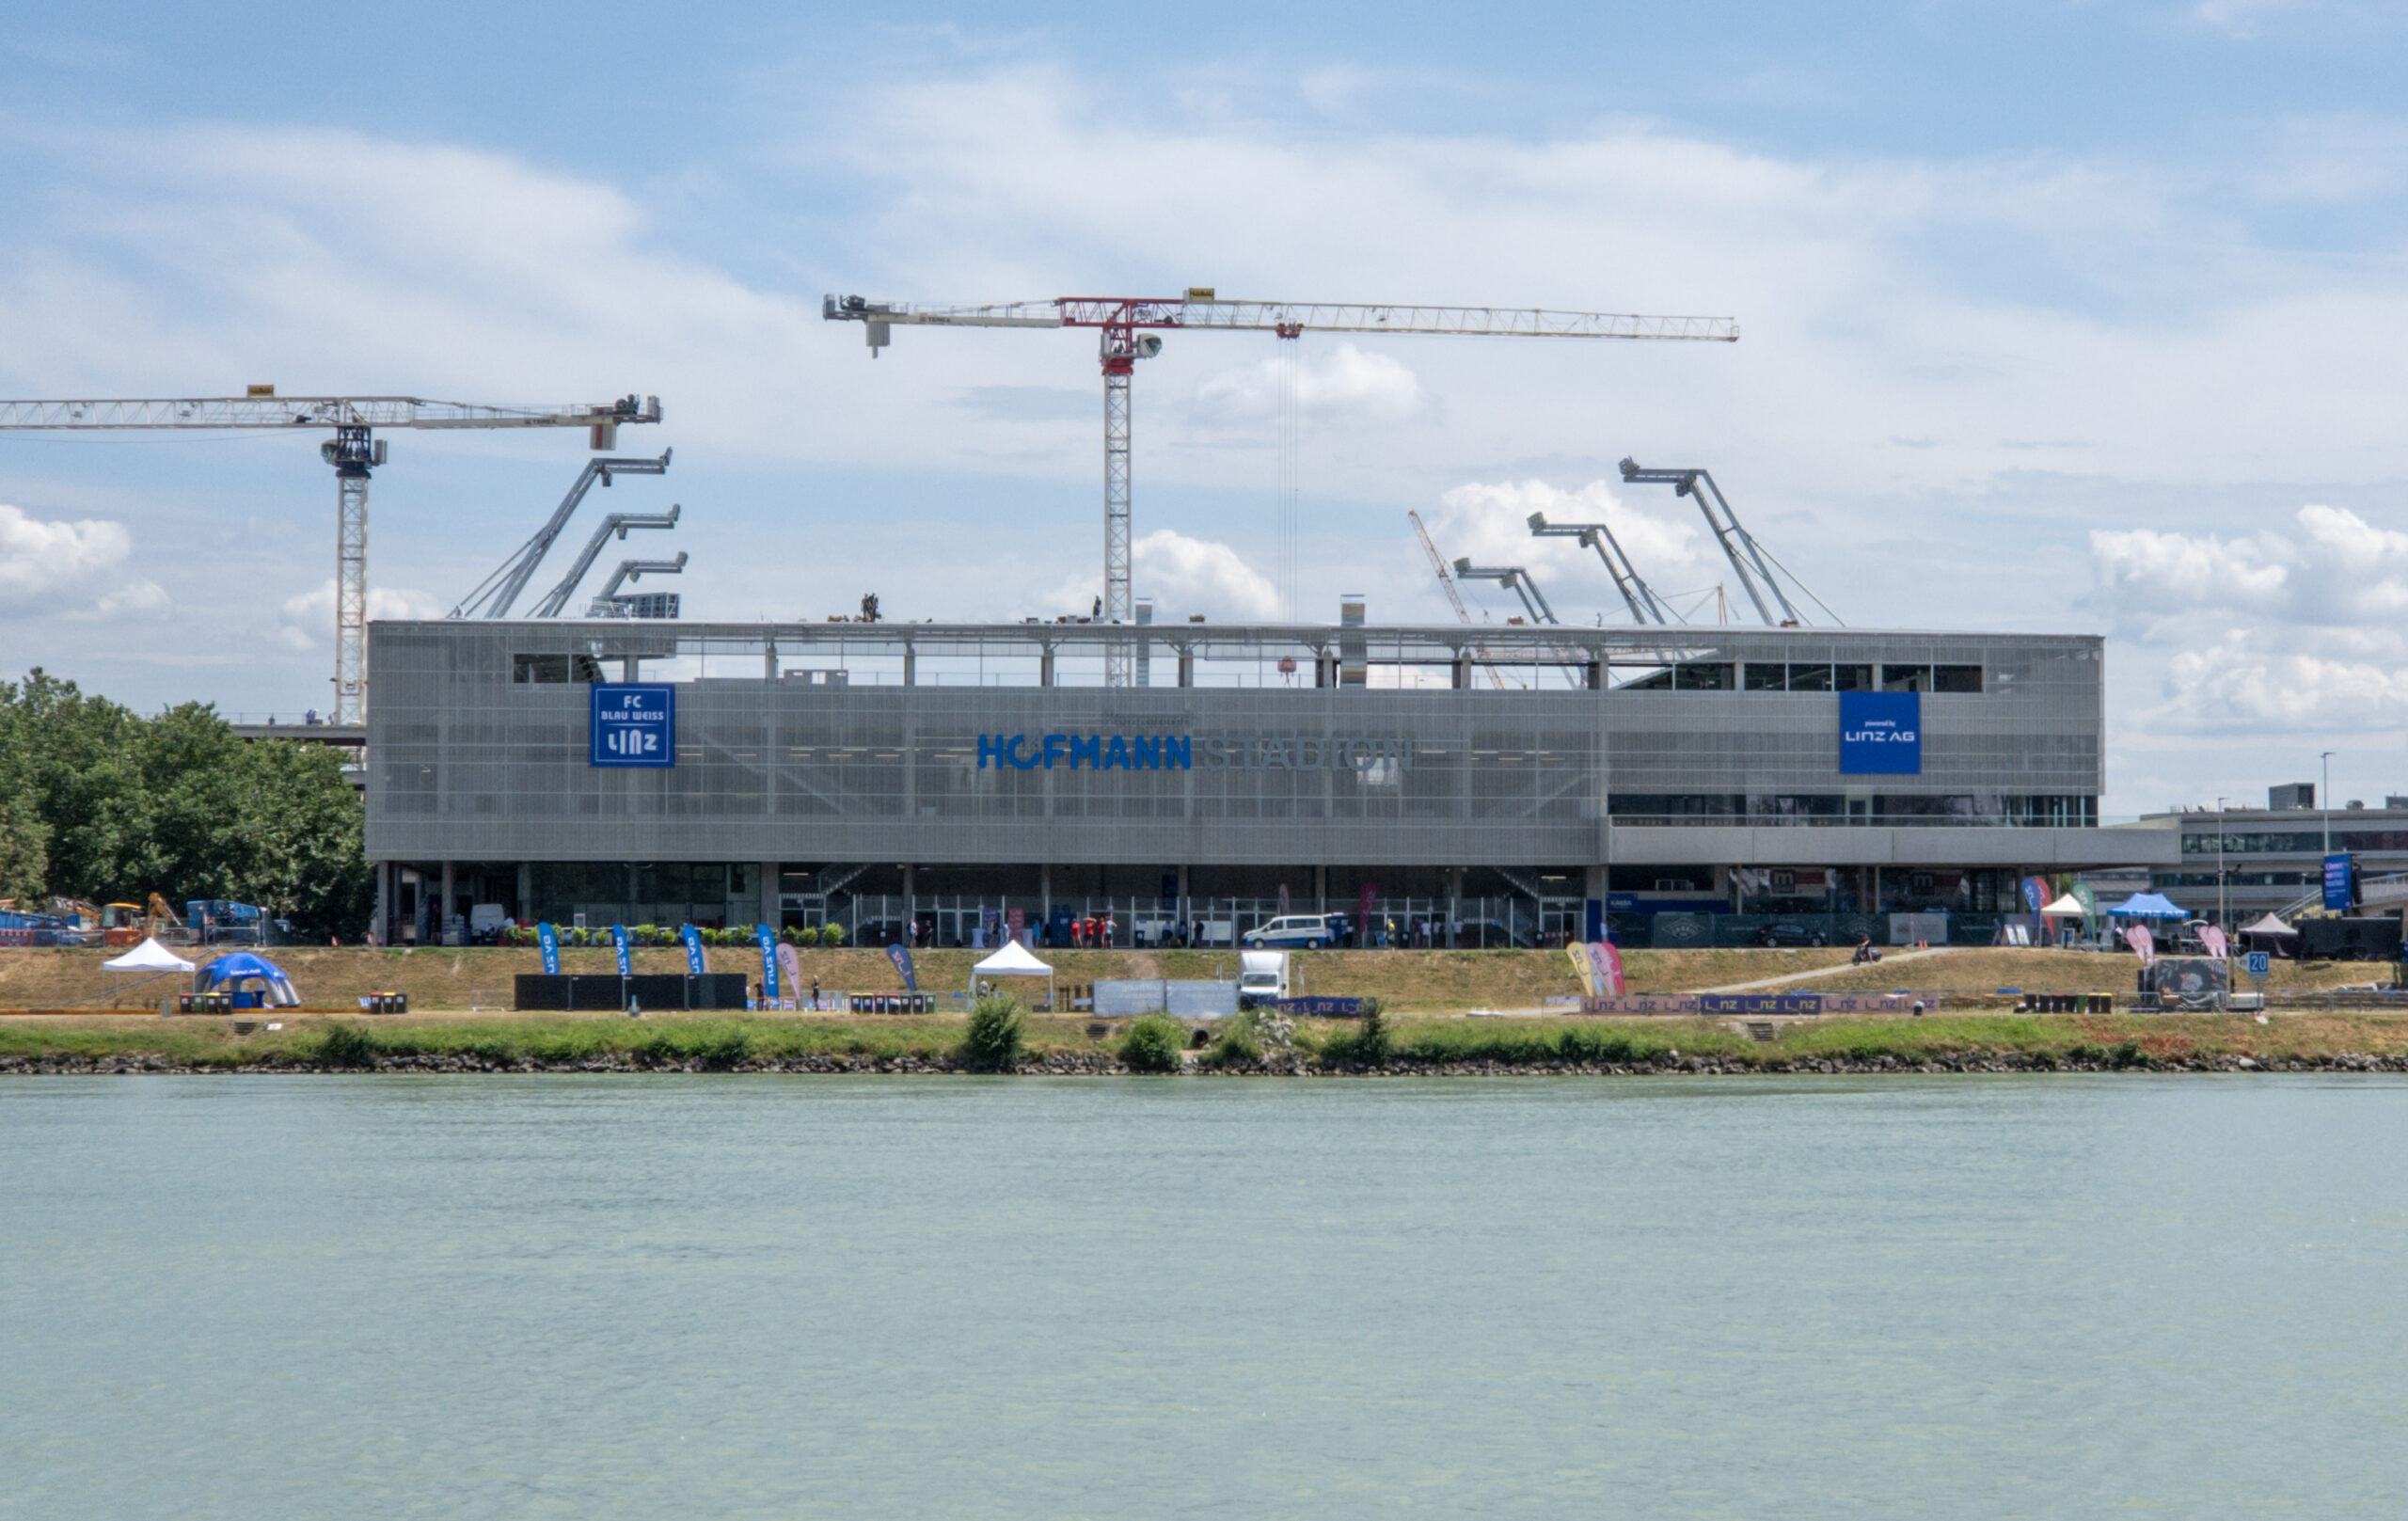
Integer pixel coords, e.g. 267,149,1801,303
590,683,675,768
1838,691,1921,775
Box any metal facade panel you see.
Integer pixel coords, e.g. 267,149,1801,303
366,621,2114,866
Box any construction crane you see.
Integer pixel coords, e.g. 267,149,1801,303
452,450,672,619
0,391,662,721
1451,560,1559,625
1617,458,1837,628
1407,510,1503,690
1526,511,1673,625
824,292,1737,684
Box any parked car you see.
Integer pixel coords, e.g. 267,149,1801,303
1756,922,1830,947
1243,913,1345,950
1454,919,1534,949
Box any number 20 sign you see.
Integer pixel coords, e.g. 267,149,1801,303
590,684,676,768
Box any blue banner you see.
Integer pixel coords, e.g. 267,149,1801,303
1275,996,1367,1017
2324,853,2353,911
886,943,917,992
536,921,560,975
1838,691,1921,775
679,925,705,976
756,923,779,998
610,924,631,978
590,684,676,768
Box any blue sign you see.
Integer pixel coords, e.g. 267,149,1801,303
2324,853,2353,911
590,684,675,768
2243,951,2272,979
536,921,560,975
680,925,705,976
756,923,779,998
1839,691,1921,775
887,943,918,992
610,924,631,978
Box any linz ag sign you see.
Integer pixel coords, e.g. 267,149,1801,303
591,684,675,768
1839,691,1920,775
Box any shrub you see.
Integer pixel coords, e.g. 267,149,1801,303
961,993,1023,1072
1354,1004,1392,1063
1204,1013,1263,1069
1119,1015,1186,1073
316,1022,378,1069
1556,1026,1640,1065
819,923,848,948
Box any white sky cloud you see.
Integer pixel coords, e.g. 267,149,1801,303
276,581,445,651
0,503,141,616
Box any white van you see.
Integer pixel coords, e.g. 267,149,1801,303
1243,914,1342,950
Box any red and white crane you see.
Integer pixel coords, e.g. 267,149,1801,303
825,292,1736,685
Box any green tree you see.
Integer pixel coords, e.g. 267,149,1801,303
0,670,372,938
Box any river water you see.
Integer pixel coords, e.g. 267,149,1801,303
4,1075,2403,1518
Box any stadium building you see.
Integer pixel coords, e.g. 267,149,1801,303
363,612,2178,948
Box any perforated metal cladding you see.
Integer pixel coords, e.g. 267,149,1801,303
367,622,2104,866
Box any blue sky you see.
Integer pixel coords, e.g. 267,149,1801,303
5,1,2408,811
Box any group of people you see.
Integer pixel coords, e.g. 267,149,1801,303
1061,913,1117,948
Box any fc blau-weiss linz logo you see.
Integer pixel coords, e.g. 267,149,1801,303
590,683,676,768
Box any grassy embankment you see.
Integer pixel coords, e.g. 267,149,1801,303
4,943,2392,1015
6,1006,2406,1071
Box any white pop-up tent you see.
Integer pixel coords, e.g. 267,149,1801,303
101,936,198,1010
103,937,196,973
972,940,1056,1009
2039,895,2088,917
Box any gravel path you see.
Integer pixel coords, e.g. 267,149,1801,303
1698,946,1958,993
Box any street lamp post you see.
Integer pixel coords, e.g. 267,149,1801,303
2217,797,2229,934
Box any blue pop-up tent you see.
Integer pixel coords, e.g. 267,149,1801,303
2109,892,2188,919
201,952,299,1008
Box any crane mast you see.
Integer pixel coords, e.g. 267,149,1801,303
1407,510,1504,690
826,293,1735,684
0,392,659,721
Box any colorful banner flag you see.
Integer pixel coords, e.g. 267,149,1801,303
1590,941,1626,996
1566,943,1601,996
887,942,917,992
756,923,779,998
536,921,560,975
776,942,801,1003
680,924,705,976
2126,925,2155,964
610,924,631,978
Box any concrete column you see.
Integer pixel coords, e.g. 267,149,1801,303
372,861,388,946
1449,866,1464,943
1040,863,1052,931
1177,864,1191,940
903,863,916,920
1040,647,1056,687
1585,863,1609,943
1177,645,1194,688
764,640,778,680
516,863,532,922
1452,654,1469,689
440,860,455,943
1314,864,1327,914
902,646,916,686
759,861,779,930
